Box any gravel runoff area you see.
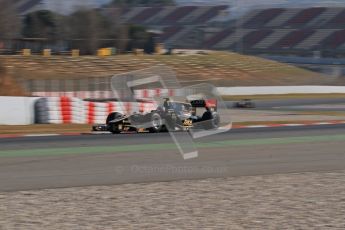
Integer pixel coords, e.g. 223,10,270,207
1,170,345,229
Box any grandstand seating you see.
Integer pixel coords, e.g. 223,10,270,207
9,4,345,56
295,29,337,49
253,29,292,49
243,8,285,28
327,9,345,25
271,30,315,49
120,7,144,21
265,8,301,27
213,30,254,50
206,6,345,56
193,5,228,24
204,29,234,48
128,7,163,24
306,8,342,27
160,6,197,24
285,7,326,26
321,29,345,49
238,30,274,48
178,6,210,24
241,7,345,29
143,8,175,24
118,6,227,25
164,27,197,47
159,26,183,42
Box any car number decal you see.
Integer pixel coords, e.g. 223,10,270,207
183,119,193,126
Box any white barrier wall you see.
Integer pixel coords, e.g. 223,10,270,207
32,86,345,98
218,86,345,96
0,97,39,125
2,86,345,125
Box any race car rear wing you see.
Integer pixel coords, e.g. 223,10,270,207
190,99,217,109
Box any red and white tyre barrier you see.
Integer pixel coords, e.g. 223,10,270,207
35,97,85,124
35,97,157,124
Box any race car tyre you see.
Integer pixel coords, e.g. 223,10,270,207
107,112,124,134
201,112,220,130
211,112,220,129
109,123,121,134
149,113,163,133
106,112,123,124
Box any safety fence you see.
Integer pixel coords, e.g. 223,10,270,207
21,78,113,98
32,91,116,99
32,89,184,99
31,86,345,99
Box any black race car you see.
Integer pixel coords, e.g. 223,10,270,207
233,99,256,108
92,99,220,134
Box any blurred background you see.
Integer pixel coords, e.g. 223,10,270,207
1,0,345,97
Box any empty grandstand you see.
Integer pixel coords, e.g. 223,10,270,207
200,7,345,57
119,5,228,25
13,0,105,15
116,4,344,75
110,5,228,48
4,2,345,59
109,5,345,57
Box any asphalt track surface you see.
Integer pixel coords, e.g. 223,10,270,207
1,124,345,192
228,98,345,111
